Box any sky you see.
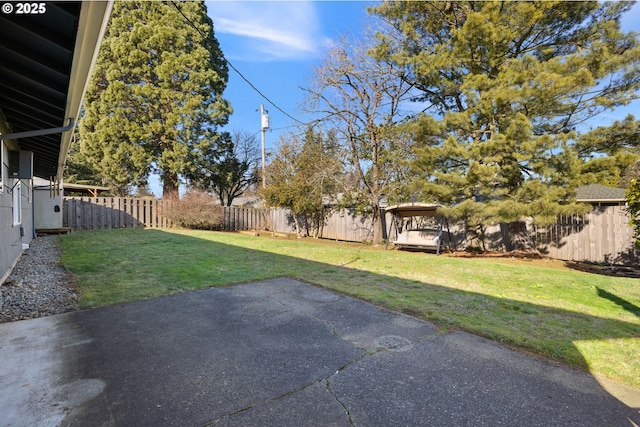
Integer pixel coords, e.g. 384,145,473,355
151,1,640,196
206,1,377,148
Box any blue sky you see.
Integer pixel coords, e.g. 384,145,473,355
206,1,377,149
151,1,640,196
207,0,640,143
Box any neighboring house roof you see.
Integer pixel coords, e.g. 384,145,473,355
227,196,262,207
575,184,626,203
0,1,113,181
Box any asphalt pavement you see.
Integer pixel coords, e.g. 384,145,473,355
0,278,638,426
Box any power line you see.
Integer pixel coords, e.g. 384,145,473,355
225,59,305,125
169,0,304,125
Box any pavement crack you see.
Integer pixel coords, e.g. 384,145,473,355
324,378,355,426
201,379,325,426
202,350,376,427
321,317,342,339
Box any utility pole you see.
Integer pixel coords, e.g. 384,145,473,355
260,104,269,188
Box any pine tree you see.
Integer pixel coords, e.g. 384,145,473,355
79,1,231,197
371,1,640,249
576,115,640,187
64,144,107,188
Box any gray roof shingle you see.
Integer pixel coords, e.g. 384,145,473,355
575,184,626,202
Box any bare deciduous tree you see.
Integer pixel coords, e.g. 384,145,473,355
303,33,415,244
189,130,260,206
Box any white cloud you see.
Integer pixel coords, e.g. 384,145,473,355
206,1,323,61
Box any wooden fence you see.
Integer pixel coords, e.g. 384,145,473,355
63,197,269,231
63,197,637,264
223,206,268,231
265,208,378,242
63,197,169,230
532,205,636,265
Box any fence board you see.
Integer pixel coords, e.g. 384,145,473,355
533,205,636,264
63,198,265,232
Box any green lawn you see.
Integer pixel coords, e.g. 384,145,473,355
59,228,640,388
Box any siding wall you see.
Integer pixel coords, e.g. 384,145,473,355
34,187,63,229
0,133,34,285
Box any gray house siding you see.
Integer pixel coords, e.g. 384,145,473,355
0,126,34,286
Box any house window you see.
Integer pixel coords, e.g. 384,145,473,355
13,180,21,226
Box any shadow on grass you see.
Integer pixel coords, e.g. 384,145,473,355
597,287,640,318
60,228,640,410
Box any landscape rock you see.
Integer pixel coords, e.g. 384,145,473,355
1,236,77,323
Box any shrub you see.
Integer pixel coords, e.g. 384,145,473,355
164,191,224,230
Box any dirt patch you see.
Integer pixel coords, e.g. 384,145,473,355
445,250,569,270
564,261,640,279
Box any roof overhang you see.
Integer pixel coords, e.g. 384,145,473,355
576,198,626,203
0,1,112,181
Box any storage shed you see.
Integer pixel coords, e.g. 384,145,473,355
385,203,445,254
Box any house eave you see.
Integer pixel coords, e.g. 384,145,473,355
58,1,114,182
0,1,113,181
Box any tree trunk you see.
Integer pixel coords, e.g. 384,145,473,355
162,172,179,200
505,220,533,251
371,208,384,245
292,214,306,238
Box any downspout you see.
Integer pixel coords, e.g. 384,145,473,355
32,182,36,238
0,119,75,140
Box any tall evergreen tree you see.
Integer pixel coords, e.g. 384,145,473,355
371,1,640,248
64,143,106,188
79,1,231,197
576,115,640,188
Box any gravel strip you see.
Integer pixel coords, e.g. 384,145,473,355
1,235,78,323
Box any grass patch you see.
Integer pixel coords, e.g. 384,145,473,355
59,228,640,388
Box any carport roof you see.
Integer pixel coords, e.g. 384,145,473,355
0,1,112,180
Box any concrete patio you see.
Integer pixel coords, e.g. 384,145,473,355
1,278,638,426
